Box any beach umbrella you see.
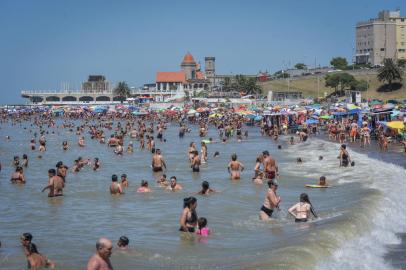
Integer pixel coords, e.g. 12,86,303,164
246,114,257,120
305,119,318,125
254,115,263,121
386,121,404,130
347,104,360,110
370,100,383,105
188,109,197,115
209,113,222,118
382,103,395,110
390,110,401,117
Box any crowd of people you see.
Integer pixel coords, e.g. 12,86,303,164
2,102,402,269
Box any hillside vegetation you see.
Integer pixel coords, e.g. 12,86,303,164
260,72,406,101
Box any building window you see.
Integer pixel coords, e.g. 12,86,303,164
399,49,406,52
380,48,385,51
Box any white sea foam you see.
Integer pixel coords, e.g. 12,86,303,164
312,140,406,270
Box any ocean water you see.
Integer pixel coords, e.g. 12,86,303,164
0,120,405,269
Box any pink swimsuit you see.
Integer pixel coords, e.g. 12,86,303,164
196,227,209,236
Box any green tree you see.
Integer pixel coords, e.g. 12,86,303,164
294,63,307,70
113,81,131,103
223,77,232,91
330,57,348,70
351,79,368,91
377,58,403,90
244,77,262,95
325,72,356,95
397,59,406,68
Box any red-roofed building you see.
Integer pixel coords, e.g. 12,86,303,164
154,52,211,101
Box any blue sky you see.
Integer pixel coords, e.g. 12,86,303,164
0,0,405,104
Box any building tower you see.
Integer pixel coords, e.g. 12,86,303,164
181,52,197,80
204,57,215,77
205,57,215,87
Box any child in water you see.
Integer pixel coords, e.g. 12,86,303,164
196,217,210,237
318,176,327,186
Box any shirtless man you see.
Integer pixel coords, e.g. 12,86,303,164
41,169,64,197
227,153,244,180
259,180,281,220
157,174,169,187
166,176,183,191
87,238,114,270
151,149,166,172
262,151,278,180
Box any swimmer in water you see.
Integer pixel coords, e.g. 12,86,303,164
41,169,64,197
166,176,183,191
62,140,69,151
213,151,220,158
121,174,128,188
288,193,317,222
117,236,129,250
87,238,114,270
25,243,56,270
137,180,152,193
151,149,166,172
262,151,278,180
191,150,201,172
78,136,85,147
196,217,210,237
339,144,351,167
127,142,133,153
93,158,100,171
21,154,28,167
179,197,198,233
227,153,244,180
259,180,281,220
318,176,327,186
110,174,124,195
252,171,264,185
197,181,216,195
157,174,169,187
10,166,25,184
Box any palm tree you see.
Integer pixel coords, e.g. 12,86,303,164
113,81,131,103
377,58,403,90
245,77,262,95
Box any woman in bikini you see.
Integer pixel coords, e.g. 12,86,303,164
10,166,25,184
288,193,317,222
179,197,198,233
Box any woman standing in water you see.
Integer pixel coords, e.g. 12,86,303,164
10,166,25,184
339,144,351,167
25,243,56,270
179,197,198,232
288,193,317,222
